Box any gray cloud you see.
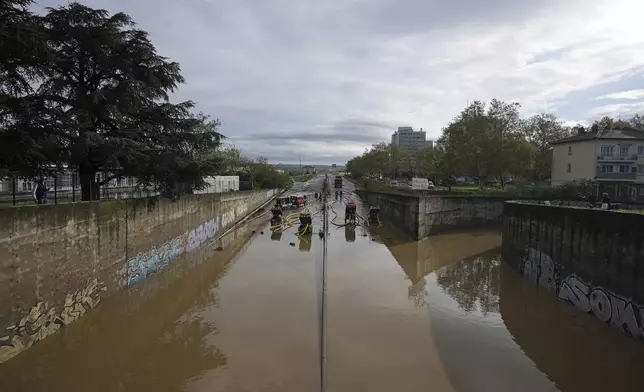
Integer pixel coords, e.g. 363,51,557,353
34,0,644,164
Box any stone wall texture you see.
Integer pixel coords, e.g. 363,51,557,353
356,190,505,239
0,189,276,362
502,201,644,340
419,196,505,237
355,190,420,238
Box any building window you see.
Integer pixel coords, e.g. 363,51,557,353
600,165,614,173
601,145,614,156
568,146,572,155
638,164,644,174
567,163,571,173
620,146,629,157
619,165,630,173
639,146,644,155
640,187,644,195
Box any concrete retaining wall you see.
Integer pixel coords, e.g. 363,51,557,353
355,190,420,238
0,189,276,362
502,201,644,340
419,196,504,237
356,190,504,239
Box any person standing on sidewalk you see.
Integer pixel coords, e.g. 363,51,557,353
32,178,50,205
601,192,611,210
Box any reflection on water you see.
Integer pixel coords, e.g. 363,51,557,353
4,180,644,392
344,225,356,242
499,260,644,392
298,235,312,252
0,223,257,392
271,228,283,241
436,253,500,315
419,248,644,392
426,250,557,392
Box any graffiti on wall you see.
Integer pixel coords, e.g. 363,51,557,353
125,207,240,286
0,279,107,363
236,204,248,219
520,248,644,339
127,236,186,286
221,209,235,228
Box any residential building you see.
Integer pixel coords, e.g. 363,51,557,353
391,126,427,151
551,125,644,200
425,140,434,149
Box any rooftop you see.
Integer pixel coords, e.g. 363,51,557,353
551,126,644,145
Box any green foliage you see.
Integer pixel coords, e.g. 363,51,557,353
345,99,617,189
0,2,224,200
475,179,596,201
209,146,291,189
521,113,572,181
346,142,435,180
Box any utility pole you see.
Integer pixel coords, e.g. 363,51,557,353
320,192,329,392
300,155,302,174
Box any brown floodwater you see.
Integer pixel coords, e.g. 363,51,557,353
1,180,644,392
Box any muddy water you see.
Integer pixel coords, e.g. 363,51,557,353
1,183,644,391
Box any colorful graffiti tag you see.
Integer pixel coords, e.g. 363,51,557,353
0,279,107,363
521,248,644,339
126,212,236,285
127,236,186,286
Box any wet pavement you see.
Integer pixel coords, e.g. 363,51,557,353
1,176,644,392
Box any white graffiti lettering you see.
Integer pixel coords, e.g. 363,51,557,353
0,279,107,363
236,204,248,218
127,236,185,285
590,289,612,322
221,209,235,228
521,248,557,293
558,275,591,312
522,248,644,340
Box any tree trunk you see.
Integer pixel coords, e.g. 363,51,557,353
79,167,100,201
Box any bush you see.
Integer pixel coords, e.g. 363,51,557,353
476,180,596,201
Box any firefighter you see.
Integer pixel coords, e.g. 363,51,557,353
345,199,357,223
368,206,380,223
270,202,283,225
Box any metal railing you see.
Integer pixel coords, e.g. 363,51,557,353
0,173,157,206
596,172,636,180
597,155,638,161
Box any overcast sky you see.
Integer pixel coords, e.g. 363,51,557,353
36,0,644,164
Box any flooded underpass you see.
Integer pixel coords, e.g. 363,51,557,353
2,177,644,392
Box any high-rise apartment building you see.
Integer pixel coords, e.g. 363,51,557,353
391,126,430,150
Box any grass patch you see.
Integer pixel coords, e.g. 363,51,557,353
451,185,481,191
618,209,644,214
293,174,313,182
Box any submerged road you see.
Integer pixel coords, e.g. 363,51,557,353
1,176,644,391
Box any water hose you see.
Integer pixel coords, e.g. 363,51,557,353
297,223,310,236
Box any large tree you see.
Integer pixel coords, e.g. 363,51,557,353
521,113,571,181
0,0,43,95
433,99,532,187
2,3,223,200
0,0,52,179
